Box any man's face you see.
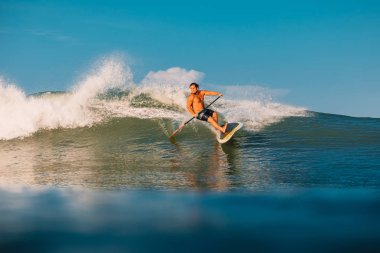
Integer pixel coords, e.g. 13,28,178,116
190,85,198,94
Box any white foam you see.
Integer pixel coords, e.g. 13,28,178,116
134,67,204,110
218,99,306,131
0,57,133,140
0,56,307,140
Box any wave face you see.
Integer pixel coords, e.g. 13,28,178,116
0,56,306,140
1,56,379,191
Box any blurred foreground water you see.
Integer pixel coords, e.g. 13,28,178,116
1,188,379,253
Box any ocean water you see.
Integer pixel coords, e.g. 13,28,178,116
1,113,379,191
1,57,380,252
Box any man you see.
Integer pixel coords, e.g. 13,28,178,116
187,82,227,133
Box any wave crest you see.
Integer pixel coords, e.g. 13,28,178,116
0,56,306,140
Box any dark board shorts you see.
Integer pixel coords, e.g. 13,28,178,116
197,109,214,122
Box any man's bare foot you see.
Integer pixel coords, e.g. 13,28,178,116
221,123,228,134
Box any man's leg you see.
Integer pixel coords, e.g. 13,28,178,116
212,112,218,124
212,111,227,131
207,116,227,133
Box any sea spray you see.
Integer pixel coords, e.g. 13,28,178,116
0,56,307,140
199,84,306,131
0,57,132,140
71,56,134,105
134,67,204,110
218,99,307,131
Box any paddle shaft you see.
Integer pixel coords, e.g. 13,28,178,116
170,95,222,138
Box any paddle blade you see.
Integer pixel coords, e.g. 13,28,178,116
169,124,185,139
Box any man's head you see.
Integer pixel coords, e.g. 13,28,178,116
189,82,199,94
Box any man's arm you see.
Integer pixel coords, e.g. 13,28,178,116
202,90,223,96
186,95,197,117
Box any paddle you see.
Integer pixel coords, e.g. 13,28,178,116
169,95,222,139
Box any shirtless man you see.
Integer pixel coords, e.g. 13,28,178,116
187,83,227,133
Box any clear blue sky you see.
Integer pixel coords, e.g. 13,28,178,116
1,0,379,117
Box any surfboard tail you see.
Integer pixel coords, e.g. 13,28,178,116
217,122,243,144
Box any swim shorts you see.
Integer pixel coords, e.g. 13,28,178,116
196,109,214,122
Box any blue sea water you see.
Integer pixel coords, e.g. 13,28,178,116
1,110,379,252
1,189,379,253
1,59,380,252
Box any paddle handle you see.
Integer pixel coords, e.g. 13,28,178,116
205,95,222,109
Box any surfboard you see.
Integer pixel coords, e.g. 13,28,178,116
217,122,243,144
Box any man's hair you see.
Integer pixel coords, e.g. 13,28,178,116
189,82,199,88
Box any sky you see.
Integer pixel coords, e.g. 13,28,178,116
0,0,379,117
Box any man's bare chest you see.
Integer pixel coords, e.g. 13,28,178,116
193,94,204,104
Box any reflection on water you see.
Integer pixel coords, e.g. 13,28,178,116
0,117,380,191
0,119,250,190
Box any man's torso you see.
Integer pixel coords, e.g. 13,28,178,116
190,91,205,114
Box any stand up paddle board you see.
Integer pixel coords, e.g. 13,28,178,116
217,122,243,144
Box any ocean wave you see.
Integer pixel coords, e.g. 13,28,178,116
0,56,306,140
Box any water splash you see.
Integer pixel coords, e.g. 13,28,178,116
0,55,306,140
0,57,133,140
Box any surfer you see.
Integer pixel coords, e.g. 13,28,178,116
187,83,228,133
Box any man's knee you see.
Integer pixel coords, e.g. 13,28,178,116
207,117,213,123
212,112,218,121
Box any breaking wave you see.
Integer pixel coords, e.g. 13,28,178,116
0,56,306,140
